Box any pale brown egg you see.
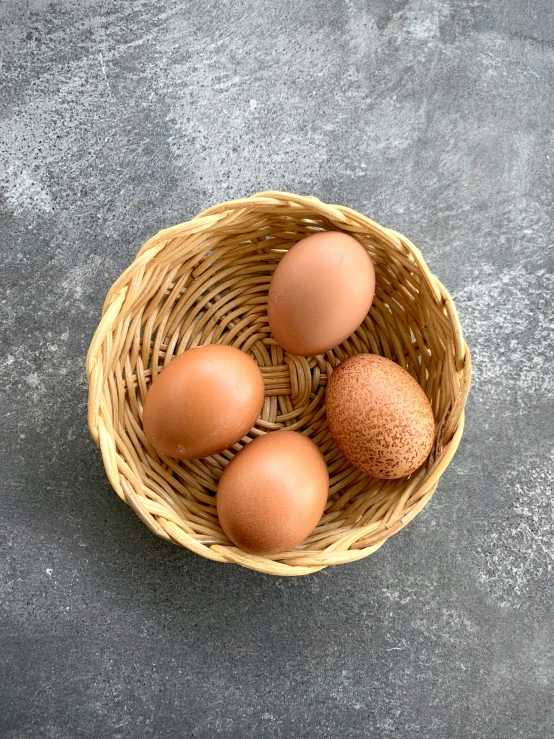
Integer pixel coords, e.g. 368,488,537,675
326,354,435,479
143,345,264,460
268,231,375,356
216,430,329,555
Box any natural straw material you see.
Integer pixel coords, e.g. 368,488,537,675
87,192,471,576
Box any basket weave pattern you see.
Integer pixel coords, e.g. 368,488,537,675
87,192,471,575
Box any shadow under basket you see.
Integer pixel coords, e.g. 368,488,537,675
86,191,471,576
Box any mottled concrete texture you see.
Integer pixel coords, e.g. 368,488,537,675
1,1,553,737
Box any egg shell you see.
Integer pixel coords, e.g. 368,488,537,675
142,344,264,460
326,354,435,479
267,231,375,356
216,430,329,555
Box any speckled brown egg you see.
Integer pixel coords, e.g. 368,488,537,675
268,231,375,356
326,354,435,479
216,431,329,555
143,344,264,460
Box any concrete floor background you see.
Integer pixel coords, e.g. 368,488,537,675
1,1,553,737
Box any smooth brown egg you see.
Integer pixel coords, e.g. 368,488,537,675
143,345,264,460
216,431,329,555
326,354,435,479
268,231,375,356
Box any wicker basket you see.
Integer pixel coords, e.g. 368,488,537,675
86,191,471,576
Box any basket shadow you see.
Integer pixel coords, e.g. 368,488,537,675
68,425,395,629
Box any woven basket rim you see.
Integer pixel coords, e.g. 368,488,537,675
86,191,471,576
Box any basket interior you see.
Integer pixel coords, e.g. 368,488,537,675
90,197,469,570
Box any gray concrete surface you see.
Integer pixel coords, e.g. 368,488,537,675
1,1,553,737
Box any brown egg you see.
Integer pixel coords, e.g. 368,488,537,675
143,345,264,460
268,231,375,356
326,354,435,479
216,431,329,555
